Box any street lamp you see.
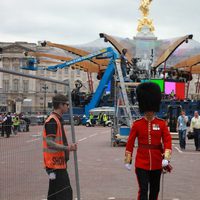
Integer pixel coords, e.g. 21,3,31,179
42,84,48,114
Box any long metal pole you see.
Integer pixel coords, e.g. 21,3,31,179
196,75,199,93
44,88,46,114
163,61,167,80
187,66,192,99
197,74,200,94
88,72,94,93
198,76,200,94
0,68,68,86
161,172,164,200
67,80,81,200
43,84,48,115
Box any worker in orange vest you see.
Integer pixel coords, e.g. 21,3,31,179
43,94,77,200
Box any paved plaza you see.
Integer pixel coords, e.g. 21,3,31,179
0,125,200,200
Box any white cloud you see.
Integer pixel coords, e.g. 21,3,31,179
0,0,199,44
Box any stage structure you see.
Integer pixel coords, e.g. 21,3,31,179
22,0,200,98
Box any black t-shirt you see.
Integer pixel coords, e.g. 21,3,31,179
45,113,69,163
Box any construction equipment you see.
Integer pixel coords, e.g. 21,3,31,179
21,58,45,71
22,47,118,117
22,47,141,146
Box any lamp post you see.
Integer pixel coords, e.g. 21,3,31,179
42,84,48,114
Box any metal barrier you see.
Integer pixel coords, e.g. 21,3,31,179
0,68,80,200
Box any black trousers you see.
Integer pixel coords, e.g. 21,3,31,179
194,129,200,150
47,169,73,200
1,124,5,137
5,125,12,138
135,168,162,200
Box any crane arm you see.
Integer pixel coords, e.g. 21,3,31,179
47,47,114,71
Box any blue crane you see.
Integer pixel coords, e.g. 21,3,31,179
21,47,119,117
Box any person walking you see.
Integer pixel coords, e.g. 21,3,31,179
3,112,12,138
13,114,20,135
177,110,188,150
190,111,200,151
0,113,4,137
97,112,103,125
120,49,128,79
170,90,175,99
21,115,30,132
1,113,6,137
43,94,77,200
103,113,108,127
89,112,95,126
125,82,172,200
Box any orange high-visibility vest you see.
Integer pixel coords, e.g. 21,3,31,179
43,114,66,169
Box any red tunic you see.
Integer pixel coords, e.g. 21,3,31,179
125,117,172,171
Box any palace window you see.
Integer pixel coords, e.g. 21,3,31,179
12,65,20,72
13,79,19,92
76,69,80,76
3,80,9,92
23,80,29,92
12,58,20,64
40,83,44,92
52,83,57,93
52,71,57,77
64,68,69,74
71,71,74,78
3,58,10,68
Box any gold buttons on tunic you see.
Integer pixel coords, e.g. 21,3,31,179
148,122,151,144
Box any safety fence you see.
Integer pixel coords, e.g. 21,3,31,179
0,68,80,200
0,124,77,200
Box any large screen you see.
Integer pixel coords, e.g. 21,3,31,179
165,82,185,100
176,82,185,100
141,79,164,92
165,82,176,94
150,79,164,93
141,80,185,100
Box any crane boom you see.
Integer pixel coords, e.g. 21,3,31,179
47,47,114,71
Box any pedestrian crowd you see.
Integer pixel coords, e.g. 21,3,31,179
177,110,200,151
89,112,110,127
0,112,30,138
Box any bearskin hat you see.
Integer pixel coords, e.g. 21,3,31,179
136,82,161,113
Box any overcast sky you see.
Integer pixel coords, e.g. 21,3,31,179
0,0,199,45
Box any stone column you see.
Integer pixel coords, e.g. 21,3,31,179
0,54,3,90
0,54,6,111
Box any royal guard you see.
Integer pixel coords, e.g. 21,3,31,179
124,82,172,200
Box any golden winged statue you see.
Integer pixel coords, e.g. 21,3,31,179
137,0,155,32
139,0,153,17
